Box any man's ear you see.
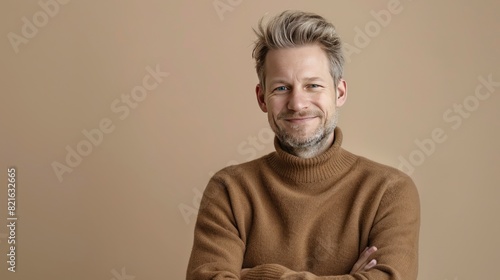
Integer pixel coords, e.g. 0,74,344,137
255,84,268,112
336,79,347,107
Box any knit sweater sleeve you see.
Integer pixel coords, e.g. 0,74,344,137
186,175,245,279
242,173,421,280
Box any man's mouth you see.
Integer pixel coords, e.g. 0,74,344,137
283,116,317,123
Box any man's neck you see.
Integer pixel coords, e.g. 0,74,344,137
280,132,335,159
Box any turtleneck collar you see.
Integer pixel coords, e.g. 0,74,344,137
266,127,358,184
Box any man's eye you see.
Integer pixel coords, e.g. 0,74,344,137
309,84,321,88
274,86,288,92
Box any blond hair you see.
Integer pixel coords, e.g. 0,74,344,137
252,10,344,90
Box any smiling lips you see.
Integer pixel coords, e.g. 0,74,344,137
283,116,317,123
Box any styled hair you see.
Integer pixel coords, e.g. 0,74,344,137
252,10,344,91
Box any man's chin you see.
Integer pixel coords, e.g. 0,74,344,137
278,134,322,149
279,123,318,135
277,126,336,149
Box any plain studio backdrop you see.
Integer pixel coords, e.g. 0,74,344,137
1,0,499,279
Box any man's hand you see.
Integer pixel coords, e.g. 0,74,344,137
241,268,250,278
350,246,378,274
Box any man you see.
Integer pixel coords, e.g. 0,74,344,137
187,10,420,279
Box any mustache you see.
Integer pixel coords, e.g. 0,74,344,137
277,110,323,120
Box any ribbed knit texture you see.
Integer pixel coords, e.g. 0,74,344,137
187,127,420,280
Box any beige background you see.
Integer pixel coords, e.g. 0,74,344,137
1,0,499,279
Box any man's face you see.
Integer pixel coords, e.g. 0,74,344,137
256,44,347,149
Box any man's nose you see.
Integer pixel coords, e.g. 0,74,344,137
287,88,309,111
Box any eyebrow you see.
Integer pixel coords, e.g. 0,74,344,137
303,77,325,83
268,77,326,85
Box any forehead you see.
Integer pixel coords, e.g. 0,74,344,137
264,44,331,82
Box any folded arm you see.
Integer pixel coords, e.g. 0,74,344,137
241,246,378,279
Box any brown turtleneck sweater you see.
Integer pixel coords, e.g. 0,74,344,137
187,127,420,279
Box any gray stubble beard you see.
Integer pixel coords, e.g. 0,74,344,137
273,108,339,152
